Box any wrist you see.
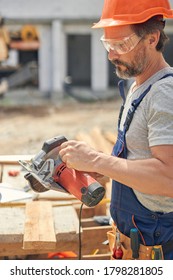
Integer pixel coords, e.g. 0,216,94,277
93,152,109,174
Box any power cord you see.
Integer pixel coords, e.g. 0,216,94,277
78,203,84,260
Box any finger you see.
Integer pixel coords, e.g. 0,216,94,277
60,141,68,149
59,150,66,162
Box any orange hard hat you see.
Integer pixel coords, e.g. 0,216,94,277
93,0,173,28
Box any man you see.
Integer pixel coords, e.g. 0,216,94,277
59,0,173,259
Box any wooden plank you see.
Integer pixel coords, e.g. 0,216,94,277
0,155,33,165
105,179,112,203
75,205,95,219
76,202,110,220
37,190,76,201
82,253,111,260
90,127,113,154
54,206,79,242
0,207,25,243
104,131,117,144
23,201,56,250
81,226,111,255
93,197,110,216
0,164,3,183
0,241,78,257
81,218,99,227
75,132,98,149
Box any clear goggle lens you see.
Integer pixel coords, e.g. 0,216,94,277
100,33,142,54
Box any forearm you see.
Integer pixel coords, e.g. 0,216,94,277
94,152,173,197
59,140,173,198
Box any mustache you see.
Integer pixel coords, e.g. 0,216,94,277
111,59,130,68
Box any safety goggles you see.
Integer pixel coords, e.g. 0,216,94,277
100,33,142,54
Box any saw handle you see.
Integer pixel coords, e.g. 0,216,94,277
42,136,67,153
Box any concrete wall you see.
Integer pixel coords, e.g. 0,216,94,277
0,0,104,21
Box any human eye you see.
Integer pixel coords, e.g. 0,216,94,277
116,42,129,52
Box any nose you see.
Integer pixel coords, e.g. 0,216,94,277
108,49,120,61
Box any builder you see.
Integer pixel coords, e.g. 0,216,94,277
59,0,173,259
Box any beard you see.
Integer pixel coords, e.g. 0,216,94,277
111,47,147,79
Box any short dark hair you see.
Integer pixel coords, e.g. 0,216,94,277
132,16,169,52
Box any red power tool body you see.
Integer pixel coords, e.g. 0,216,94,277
19,136,105,207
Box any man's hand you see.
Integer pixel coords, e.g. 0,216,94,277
59,140,100,172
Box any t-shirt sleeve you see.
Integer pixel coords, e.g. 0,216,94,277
147,80,173,147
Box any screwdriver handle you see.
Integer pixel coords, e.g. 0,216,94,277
130,228,140,259
152,246,162,260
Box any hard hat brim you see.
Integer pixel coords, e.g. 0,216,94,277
92,7,173,28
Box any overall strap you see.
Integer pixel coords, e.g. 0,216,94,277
118,80,126,103
121,73,173,133
123,84,152,132
117,80,126,128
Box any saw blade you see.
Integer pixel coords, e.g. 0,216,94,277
18,159,33,172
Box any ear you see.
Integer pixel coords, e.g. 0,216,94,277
148,31,160,48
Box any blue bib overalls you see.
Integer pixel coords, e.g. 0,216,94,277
110,75,173,259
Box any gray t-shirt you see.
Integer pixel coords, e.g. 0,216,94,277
120,67,173,213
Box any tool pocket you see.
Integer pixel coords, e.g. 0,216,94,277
107,228,154,260
107,230,131,260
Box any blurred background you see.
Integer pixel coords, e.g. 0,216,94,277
0,0,111,104
0,0,173,156
0,0,173,105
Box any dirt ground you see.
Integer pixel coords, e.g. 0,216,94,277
0,95,122,156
